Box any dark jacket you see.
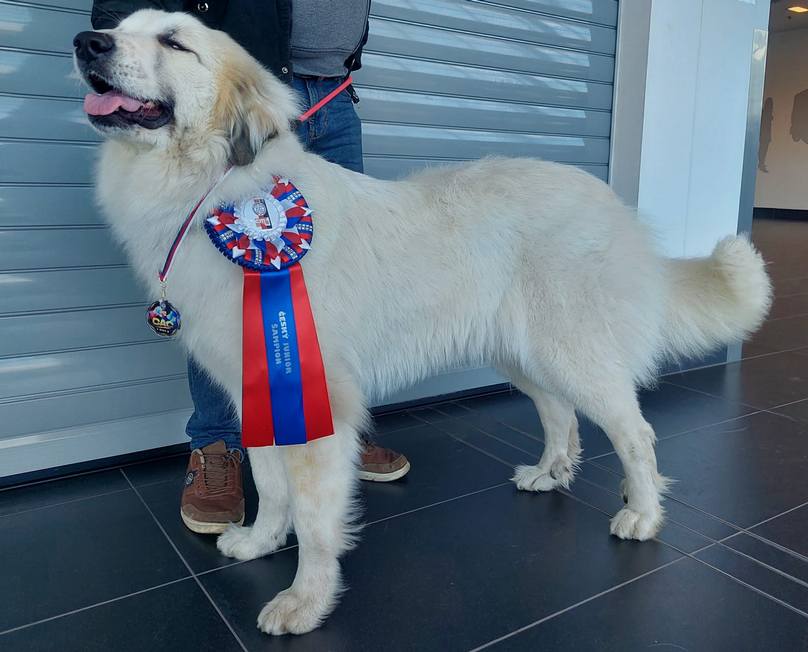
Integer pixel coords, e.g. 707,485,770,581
91,0,369,86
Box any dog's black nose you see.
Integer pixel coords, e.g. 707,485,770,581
73,31,115,62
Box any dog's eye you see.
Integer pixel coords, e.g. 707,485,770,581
159,34,190,52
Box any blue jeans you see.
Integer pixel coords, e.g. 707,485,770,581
186,75,364,452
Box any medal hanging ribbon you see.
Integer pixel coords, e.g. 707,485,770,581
205,177,333,447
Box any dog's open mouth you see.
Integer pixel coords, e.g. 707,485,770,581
83,72,173,129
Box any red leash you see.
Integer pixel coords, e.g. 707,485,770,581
297,76,354,123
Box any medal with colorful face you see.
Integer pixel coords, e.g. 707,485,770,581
146,297,181,336
205,176,333,448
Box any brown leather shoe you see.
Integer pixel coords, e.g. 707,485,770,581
180,440,245,534
358,442,410,482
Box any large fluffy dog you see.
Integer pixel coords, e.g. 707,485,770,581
75,10,771,635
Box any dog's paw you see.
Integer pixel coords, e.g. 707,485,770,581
512,456,576,492
609,507,662,541
257,589,327,635
216,524,286,561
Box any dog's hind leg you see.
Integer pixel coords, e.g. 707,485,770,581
503,366,580,492
586,388,668,541
257,422,361,635
217,446,290,561
537,359,667,541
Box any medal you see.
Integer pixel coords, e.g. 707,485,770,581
146,298,181,336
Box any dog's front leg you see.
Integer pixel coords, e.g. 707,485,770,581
257,426,359,635
217,446,291,561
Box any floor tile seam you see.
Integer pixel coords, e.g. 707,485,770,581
430,419,714,556
762,310,808,324
194,482,513,579
0,467,124,493
579,478,808,588
584,458,748,533
372,419,442,438
588,458,808,546
659,380,764,411
431,421,523,469
471,529,808,652
0,486,135,520
737,530,808,566
570,476,726,550
119,469,249,652
195,544,299,577
455,411,545,443
764,394,808,412
0,453,192,495
739,344,808,363
451,421,545,458
433,401,475,417
581,410,766,463
434,421,715,559
364,481,513,529
775,290,808,299
0,575,194,638
710,533,808,591
686,554,808,621
466,556,689,652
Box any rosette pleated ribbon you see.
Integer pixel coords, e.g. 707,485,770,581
205,177,333,447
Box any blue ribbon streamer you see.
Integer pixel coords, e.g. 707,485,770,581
259,269,307,444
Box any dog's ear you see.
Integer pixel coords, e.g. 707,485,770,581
212,54,299,166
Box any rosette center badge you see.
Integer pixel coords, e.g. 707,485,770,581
205,178,313,272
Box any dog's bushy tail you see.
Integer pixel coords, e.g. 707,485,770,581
661,236,772,360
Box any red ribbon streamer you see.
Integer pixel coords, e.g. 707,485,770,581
289,264,333,442
241,270,275,447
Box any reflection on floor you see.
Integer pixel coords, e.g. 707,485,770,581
1,218,807,651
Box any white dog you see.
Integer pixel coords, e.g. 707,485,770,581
75,10,771,635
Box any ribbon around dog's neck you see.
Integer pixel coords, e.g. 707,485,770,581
204,177,333,447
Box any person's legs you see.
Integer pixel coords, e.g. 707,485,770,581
186,356,242,453
292,75,409,482
181,357,245,534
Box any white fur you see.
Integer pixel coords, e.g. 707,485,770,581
80,11,772,635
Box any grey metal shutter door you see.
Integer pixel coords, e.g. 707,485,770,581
0,0,617,477
353,0,618,405
355,0,617,182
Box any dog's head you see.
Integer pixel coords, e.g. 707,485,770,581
74,10,298,165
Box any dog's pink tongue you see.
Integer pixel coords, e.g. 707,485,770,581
84,91,144,116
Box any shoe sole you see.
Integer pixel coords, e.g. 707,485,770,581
358,460,411,482
180,509,245,535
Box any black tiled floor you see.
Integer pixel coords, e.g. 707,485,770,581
486,557,808,651
360,424,512,523
695,543,808,615
200,486,681,652
666,349,808,410
0,579,242,652
751,504,808,559
131,463,262,574
769,292,808,320
451,382,753,460
2,219,808,649
591,411,808,529
0,490,189,632
771,396,808,424
122,453,190,487
747,314,808,355
0,469,129,517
